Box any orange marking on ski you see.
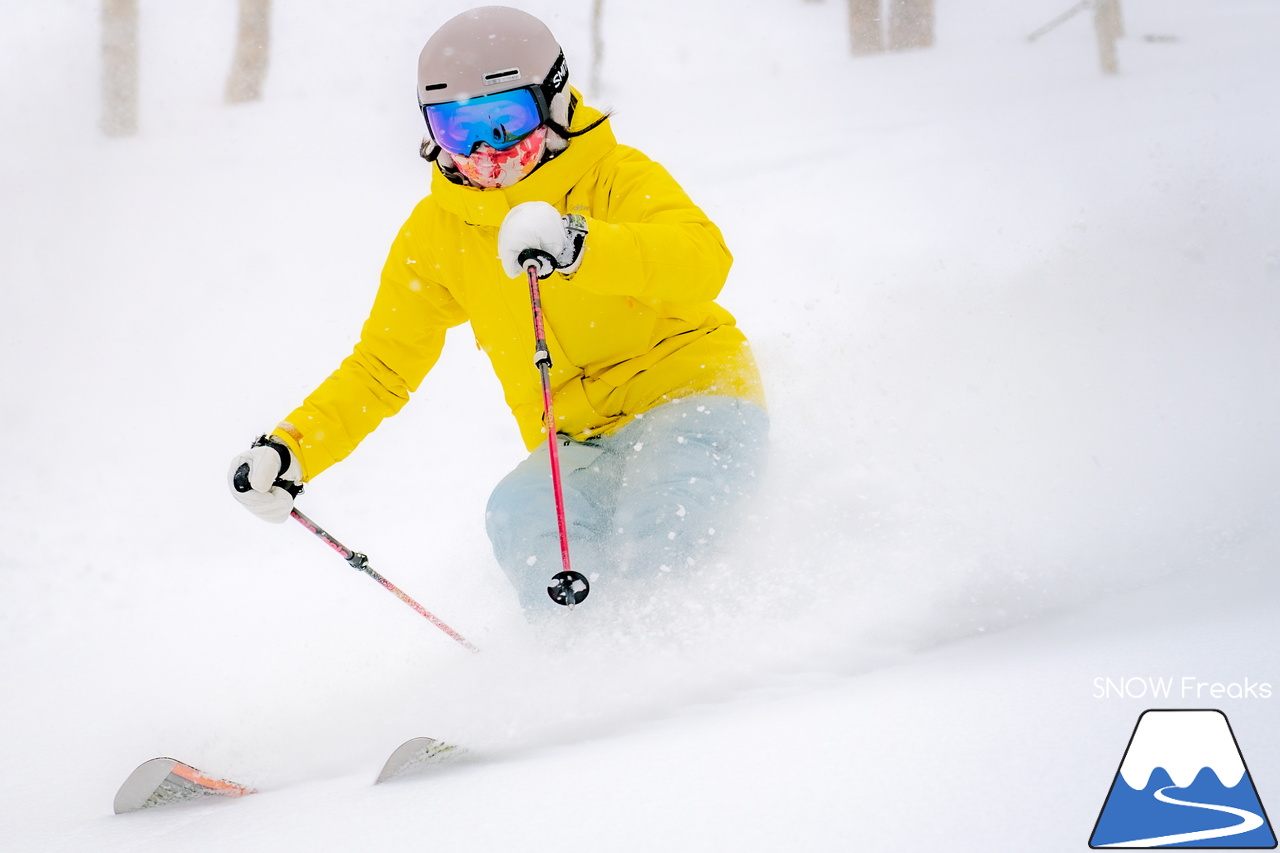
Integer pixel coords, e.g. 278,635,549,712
169,762,252,797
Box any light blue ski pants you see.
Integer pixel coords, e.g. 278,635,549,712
485,396,769,613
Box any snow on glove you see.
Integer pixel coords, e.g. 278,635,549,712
228,436,302,523
498,200,588,279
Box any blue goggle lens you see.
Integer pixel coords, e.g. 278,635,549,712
422,88,544,156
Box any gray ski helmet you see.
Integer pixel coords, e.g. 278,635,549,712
417,6,568,108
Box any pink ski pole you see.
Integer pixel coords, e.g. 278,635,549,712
522,254,590,608
287,508,478,652
233,465,478,651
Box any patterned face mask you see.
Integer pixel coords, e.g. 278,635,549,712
450,126,549,189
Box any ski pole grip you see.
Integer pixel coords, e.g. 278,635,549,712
233,462,303,497
518,248,556,277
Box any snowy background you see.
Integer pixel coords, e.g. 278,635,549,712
2,0,1279,850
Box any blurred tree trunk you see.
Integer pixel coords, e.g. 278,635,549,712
888,0,934,51
590,0,604,96
1094,0,1121,75
101,0,138,136
225,0,271,103
847,0,883,55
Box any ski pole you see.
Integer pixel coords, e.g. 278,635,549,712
286,508,479,652
520,252,590,608
233,466,478,651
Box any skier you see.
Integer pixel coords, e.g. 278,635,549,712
228,6,768,613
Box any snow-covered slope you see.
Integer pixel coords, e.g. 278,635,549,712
1,1,1278,850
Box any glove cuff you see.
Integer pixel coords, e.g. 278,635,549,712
252,435,303,493
556,213,588,275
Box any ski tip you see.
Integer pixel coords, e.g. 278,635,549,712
375,737,467,784
113,757,253,814
114,758,178,814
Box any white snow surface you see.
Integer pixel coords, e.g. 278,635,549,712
2,1,1279,850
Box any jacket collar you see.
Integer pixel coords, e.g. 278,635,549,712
429,96,615,227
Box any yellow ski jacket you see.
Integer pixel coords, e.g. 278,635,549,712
272,103,764,481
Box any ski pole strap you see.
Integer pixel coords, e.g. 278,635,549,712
232,436,303,498
253,435,302,495
231,463,303,498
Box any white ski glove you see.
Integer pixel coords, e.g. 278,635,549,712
497,201,588,279
228,436,302,523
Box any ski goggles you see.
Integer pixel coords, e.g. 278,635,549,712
421,87,547,157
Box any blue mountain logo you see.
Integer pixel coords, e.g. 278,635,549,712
1090,709,1276,848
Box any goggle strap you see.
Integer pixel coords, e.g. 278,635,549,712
538,51,568,111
